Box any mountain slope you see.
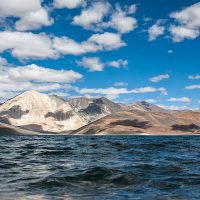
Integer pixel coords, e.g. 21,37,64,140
0,91,123,133
124,101,169,113
0,91,199,135
0,91,86,132
67,96,123,123
72,110,200,135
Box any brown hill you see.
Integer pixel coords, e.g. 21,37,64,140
72,110,200,135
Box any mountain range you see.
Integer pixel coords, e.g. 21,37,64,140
0,90,199,135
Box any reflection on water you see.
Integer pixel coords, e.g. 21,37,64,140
0,135,200,200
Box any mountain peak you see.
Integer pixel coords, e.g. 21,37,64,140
20,90,42,96
125,100,167,113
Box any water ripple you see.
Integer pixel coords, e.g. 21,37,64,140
0,135,200,199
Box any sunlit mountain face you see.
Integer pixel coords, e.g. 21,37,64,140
0,0,200,110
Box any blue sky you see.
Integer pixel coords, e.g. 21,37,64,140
0,0,200,110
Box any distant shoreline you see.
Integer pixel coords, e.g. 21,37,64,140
0,123,199,136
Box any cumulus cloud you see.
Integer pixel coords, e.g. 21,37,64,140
53,32,125,56
0,62,82,101
148,20,165,41
8,64,82,83
77,57,128,72
77,57,104,72
54,0,85,9
131,87,168,95
169,2,200,42
0,56,10,66
149,74,170,83
185,85,200,90
76,86,168,100
73,1,110,29
0,0,53,31
188,74,200,80
107,4,137,33
88,32,126,50
168,97,191,103
169,25,199,42
0,31,57,60
107,59,128,68
0,31,125,60
72,2,137,34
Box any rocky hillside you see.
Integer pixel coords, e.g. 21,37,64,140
72,110,200,135
0,90,199,135
67,96,123,123
124,101,169,113
0,91,123,133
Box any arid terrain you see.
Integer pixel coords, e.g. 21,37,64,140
0,91,200,135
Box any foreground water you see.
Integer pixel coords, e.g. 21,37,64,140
0,135,200,200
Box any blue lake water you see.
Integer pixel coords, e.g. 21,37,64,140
0,135,200,200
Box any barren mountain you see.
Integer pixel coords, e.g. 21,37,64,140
124,101,169,113
72,110,200,135
67,96,123,123
0,91,123,133
0,90,199,135
0,91,86,132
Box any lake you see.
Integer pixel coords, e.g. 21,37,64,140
0,135,200,199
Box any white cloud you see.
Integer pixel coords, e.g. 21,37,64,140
77,57,104,72
54,0,85,9
168,97,191,103
76,86,168,100
185,85,200,90
54,32,125,56
76,87,130,100
0,0,52,31
0,31,57,60
73,1,110,29
8,64,82,83
77,57,128,72
149,74,170,83
107,59,128,68
131,87,168,95
0,31,125,60
127,4,137,14
169,25,199,42
0,62,82,101
0,56,9,66
108,4,137,34
148,20,165,41
169,2,200,42
72,2,137,34
188,74,200,80
88,32,126,50
158,104,188,110
53,36,97,56
114,82,128,87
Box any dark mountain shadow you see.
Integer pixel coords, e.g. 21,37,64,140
171,124,200,132
45,111,74,121
109,119,151,129
0,105,29,119
80,103,102,115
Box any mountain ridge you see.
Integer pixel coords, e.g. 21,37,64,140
0,90,199,135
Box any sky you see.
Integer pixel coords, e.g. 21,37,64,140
0,0,200,110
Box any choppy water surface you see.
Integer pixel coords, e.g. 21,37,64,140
0,135,200,200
